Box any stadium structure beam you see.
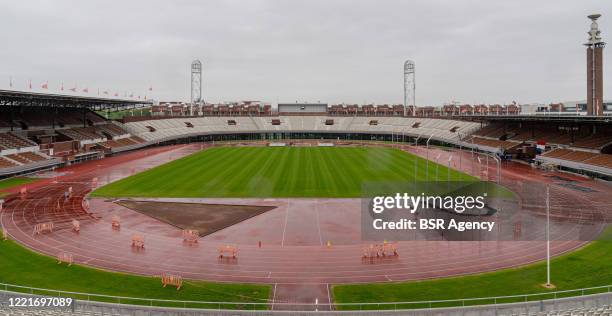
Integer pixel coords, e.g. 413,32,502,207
0,89,151,111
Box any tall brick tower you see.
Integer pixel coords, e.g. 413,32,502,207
585,14,605,116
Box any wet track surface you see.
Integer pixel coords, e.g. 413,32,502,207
1,143,610,307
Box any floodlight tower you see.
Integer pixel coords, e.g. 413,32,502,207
403,60,416,116
585,14,605,116
191,60,202,105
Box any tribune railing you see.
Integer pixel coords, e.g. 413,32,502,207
0,282,611,311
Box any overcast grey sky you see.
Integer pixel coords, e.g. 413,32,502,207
0,0,609,105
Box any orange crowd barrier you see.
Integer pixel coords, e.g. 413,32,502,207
182,229,199,244
57,252,73,266
161,273,183,290
218,245,238,259
132,234,145,249
111,216,121,229
33,222,54,235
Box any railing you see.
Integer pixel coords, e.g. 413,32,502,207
1,282,611,311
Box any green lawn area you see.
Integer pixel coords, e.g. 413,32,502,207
333,227,612,310
92,146,474,198
0,177,36,197
0,236,270,309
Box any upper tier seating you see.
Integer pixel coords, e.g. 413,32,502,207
120,116,481,144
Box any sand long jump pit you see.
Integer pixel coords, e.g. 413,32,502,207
116,199,277,236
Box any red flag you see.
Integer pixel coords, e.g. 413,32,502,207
41,82,48,89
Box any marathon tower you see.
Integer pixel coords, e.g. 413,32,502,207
585,14,605,116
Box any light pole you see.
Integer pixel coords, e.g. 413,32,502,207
485,155,489,181
459,146,463,172
436,154,441,180
546,185,551,288
414,152,418,183
492,154,501,184
447,154,453,191
426,134,433,180
471,138,475,159
447,154,453,182
477,156,482,180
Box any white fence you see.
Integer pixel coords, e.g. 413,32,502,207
0,283,611,314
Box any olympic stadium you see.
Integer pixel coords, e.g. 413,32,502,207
0,10,611,316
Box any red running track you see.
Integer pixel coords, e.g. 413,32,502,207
0,143,610,306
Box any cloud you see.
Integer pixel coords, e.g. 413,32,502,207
0,0,609,105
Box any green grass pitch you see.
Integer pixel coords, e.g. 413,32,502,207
92,146,474,198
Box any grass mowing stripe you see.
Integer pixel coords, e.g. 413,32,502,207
93,147,476,198
319,149,346,196
248,147,285,196
217,147,266,194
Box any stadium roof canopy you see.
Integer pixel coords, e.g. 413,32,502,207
0,89,152,111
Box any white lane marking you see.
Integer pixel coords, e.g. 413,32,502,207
326,283,332,310
281,200,289,247
315,202,323,246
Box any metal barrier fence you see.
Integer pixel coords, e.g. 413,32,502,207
1,282,611,311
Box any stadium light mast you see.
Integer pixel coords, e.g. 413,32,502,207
404,60,416,116
191,60,203,108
